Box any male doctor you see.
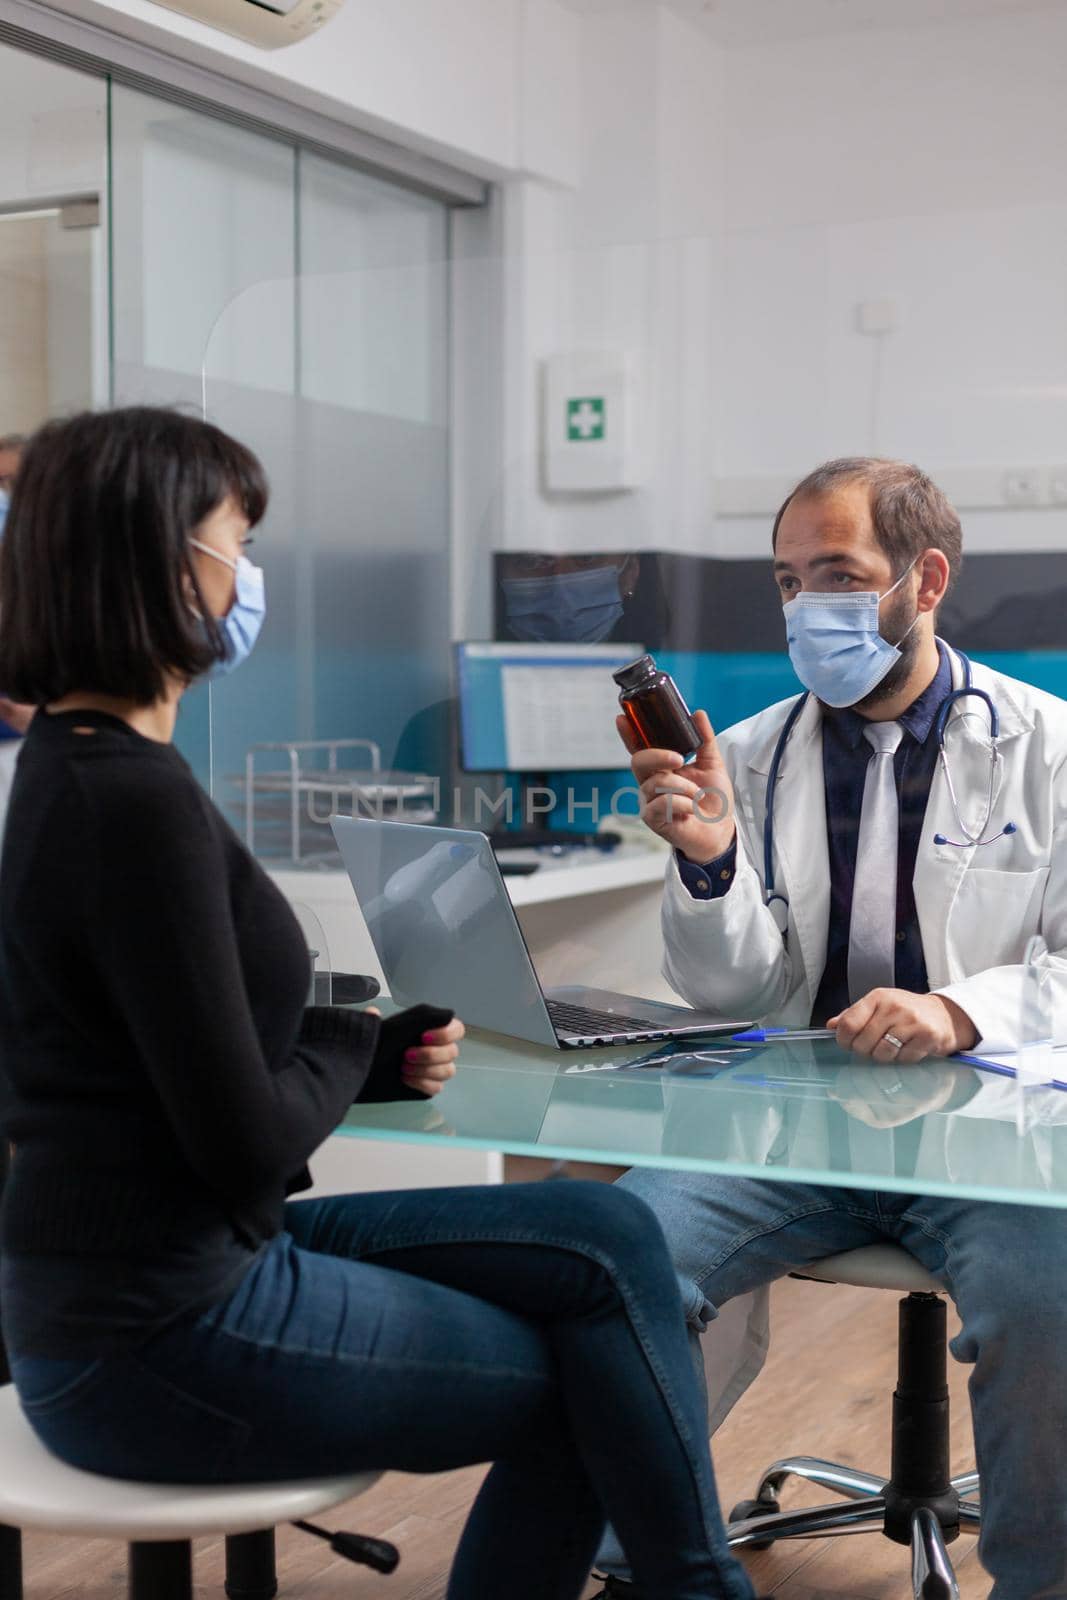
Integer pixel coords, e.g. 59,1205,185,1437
594,458,1067,1600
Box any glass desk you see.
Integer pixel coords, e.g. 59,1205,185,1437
338,1029,1067,1210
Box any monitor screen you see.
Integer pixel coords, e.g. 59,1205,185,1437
456,641,643,773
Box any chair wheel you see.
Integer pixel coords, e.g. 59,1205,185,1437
729,1497,781,1551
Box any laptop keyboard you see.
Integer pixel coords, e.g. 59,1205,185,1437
546,1000,662,1038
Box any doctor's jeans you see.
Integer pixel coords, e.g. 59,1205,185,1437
10,1181,754,1600
595,1172,1067,1600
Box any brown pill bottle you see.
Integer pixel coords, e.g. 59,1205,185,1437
613,654,701,758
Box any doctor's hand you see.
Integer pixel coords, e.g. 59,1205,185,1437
617,708,736,864
827,990,979,1064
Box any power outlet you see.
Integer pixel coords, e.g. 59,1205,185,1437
1003,470,1044,507
856,298,897,335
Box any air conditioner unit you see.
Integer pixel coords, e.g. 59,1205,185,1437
147,0,345,50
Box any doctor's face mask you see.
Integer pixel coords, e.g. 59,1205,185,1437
782,556,920,709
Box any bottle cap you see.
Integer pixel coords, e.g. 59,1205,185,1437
612,654,657,691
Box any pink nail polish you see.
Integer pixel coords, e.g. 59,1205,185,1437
404,1048,419,1062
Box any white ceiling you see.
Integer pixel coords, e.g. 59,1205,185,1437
562,0,1067,46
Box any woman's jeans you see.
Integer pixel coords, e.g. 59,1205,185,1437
12,1182,753,1600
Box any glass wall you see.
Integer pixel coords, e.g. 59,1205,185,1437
109,87,453,853
0,46,107,436
0,41,458,865
110,86,300,788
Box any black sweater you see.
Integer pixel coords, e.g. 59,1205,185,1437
0,709,388,1357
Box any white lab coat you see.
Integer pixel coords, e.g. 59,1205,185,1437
663,648,1067,1050
657,647,1067,1426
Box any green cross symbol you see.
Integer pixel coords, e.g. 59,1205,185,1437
567,397,605,442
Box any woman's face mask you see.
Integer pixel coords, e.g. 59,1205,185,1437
782,557,920,708
502,565,624,644
188,537,266,676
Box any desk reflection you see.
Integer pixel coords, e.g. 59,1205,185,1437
340,1031,1067,1208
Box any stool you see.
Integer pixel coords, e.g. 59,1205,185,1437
0,1385,386,1600
726,1244,980,1600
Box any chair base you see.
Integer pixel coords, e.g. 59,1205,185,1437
727,1457,981,1596
225,1529,278,1600
129,1539,192,1600
0,1524,22,1600
0,1522,281,1600
726,1291,982,1600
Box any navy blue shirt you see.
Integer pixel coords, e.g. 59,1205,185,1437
678,644,953,1024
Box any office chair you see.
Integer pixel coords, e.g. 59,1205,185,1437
0,1383,397,1600
725,1244,980,1600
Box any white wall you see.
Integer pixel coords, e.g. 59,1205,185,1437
712,3,1067,557
0,209,100,430
0,216,48,430
493,1,1067,573
21,0,1065,583
43,217,100,414
0,42,108,433
52,0,580,183
0,45,105,208
493,1,726,564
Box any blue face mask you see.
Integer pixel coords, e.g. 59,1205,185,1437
189,539,266,676
782,559,919,708
502,565,624,644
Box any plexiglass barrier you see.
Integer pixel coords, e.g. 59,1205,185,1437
199,250,452,868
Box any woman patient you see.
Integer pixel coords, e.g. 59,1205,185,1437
0,407,754,1600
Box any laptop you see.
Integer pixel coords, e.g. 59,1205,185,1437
331,817,747,1050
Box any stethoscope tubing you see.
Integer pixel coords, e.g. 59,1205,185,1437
762,649,1010,931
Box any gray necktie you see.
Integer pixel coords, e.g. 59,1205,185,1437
847,720,904,1004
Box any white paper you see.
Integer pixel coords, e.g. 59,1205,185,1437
501,665,626,771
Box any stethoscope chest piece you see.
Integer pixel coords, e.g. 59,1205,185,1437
931,675,1015,849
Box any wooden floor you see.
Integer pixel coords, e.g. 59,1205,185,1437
14,1168,987,1599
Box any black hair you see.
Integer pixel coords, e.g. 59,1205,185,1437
771,456,963,593
0,406,268,706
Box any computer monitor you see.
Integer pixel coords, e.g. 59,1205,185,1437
455,641,644,773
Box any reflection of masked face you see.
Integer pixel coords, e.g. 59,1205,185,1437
502,565,624,643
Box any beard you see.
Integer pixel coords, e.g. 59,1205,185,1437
850,586,922,713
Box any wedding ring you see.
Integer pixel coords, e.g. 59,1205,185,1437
882,1032,904,1053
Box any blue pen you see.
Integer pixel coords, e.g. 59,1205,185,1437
954,1053,1067,1093
732,1027,837,1043
734,1073,835,1089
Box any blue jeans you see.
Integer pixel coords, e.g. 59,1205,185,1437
595,1173,1067,1600
11,1181,753,1600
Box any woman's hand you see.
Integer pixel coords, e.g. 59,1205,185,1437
0,698,35,735
399,1016,465,1096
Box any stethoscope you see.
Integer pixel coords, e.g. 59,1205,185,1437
763,648,1017,935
